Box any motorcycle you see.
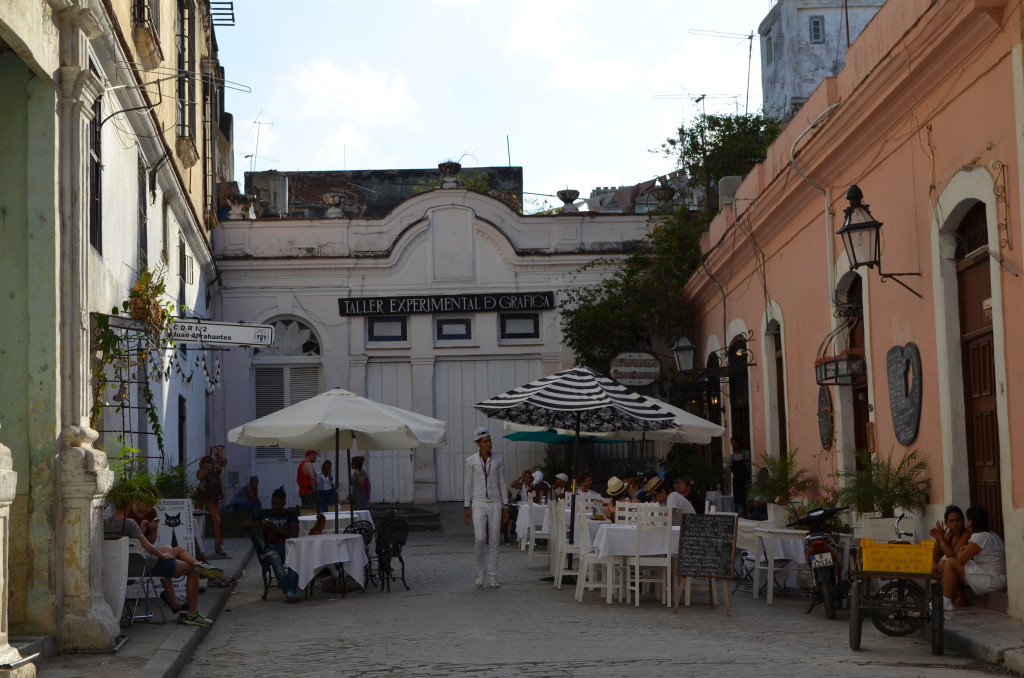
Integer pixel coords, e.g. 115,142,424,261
787,505,850,619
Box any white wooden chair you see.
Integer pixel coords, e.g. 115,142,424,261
574,507,621,603
552,498,581,589
523,500,550,568
624,505,674,607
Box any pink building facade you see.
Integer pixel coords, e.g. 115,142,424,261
683,0,1024,617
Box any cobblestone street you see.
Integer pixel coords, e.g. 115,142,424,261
174,505,1013,678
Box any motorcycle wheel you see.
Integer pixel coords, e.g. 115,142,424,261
930,582,944,655
815,566,836,620
871,578,927,637
849,579,863,650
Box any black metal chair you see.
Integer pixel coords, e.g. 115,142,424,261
343,520,376,590
375,518,410,592
377,509,399,534
248,531,277,601
123,539,166,625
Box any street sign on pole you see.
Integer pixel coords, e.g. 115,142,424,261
167,319,274,348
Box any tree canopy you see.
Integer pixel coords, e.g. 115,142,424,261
559,112,781,375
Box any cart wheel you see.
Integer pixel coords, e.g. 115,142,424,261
849,579,863,651
930,582,944,655
871,578,927,637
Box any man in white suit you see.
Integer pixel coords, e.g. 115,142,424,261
463,427,509,589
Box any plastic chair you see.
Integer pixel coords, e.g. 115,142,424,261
344,519,376,590
375,518,410,592
123,539,166,625
624,505,674,607
248,531,278,601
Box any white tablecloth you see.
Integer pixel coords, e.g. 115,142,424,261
515,503,547,540
297,510,375,536
285,534,369,590
592,523,681,561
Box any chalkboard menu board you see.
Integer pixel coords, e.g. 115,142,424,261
676,513,738,578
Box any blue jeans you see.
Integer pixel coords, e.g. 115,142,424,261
263,544,299,593
317,489,338,513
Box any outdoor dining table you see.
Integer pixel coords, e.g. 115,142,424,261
591,522,682,561
297,510,374,536
704,492,735,513
514,502,547,543
285,533,369,590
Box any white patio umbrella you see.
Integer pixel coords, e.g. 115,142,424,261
474,366,678,557
228,388,447,530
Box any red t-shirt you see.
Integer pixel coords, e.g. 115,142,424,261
297,459,315,495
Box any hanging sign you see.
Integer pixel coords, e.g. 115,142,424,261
609,351,662,386
886,342,922,445
167,319,275,347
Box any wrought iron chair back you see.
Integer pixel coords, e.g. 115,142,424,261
375,518,410,592
248,531,277,601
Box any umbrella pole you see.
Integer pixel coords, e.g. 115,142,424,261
347,446,355,527
334,429,341,534
567,412,581,572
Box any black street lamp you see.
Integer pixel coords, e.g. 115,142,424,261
836,185,921,298
672,335,696,373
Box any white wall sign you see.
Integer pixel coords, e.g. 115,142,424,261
609,351,662,386
167,319,274,347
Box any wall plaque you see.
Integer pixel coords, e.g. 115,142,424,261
886,343,922,446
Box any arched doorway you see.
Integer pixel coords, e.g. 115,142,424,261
955,202,1003,535
250,317,323,498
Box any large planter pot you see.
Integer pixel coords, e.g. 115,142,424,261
768,502,789,528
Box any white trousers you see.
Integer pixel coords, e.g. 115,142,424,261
472,501,502,577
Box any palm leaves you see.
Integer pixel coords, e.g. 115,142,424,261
837,448,930,518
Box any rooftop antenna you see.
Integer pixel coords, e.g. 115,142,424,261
249,114,274,173
688,29,756,114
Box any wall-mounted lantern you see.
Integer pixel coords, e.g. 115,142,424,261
837,185,921,297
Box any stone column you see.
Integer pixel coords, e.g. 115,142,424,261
58,426,118,651
0,440,33,677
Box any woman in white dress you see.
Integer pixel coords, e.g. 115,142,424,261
940,505,1006,610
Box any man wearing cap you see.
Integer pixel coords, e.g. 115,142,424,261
297,449,319,509
464,428,509,589
551,473,570,501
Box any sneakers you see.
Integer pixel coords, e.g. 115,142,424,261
475,573,484,588
488,578,500,589
181,611,213,627
193,562,224,580
284,589,302,603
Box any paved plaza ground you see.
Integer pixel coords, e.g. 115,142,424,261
168,504,1019,678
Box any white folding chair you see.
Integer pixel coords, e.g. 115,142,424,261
123,539,166,625
734,518,788,595
624,505,674,607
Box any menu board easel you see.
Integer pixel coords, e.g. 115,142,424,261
672,513,738,615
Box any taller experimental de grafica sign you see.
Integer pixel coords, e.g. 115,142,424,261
338,292,555,316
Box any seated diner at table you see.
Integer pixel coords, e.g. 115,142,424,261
244,486,302,603
679,478,704,515
511,468,536,503
551,473,569,501
940,505,1006,610
604,476,627,522
529,470,551,503
667,477,697,525
622,471,641,502
643,475,668,504
931,504,971,567
575,471,601,500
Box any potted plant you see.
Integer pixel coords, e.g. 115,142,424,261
104,448,162,511
837,448,930,540
749,449,813,525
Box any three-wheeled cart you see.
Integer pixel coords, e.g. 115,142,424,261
848,538,943,655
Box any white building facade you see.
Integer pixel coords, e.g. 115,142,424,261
213,184,653,503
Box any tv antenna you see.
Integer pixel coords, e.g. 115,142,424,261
248,114,274,173
688,29,756,114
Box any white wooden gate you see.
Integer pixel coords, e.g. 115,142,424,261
363,361,415,504
433,358,547,502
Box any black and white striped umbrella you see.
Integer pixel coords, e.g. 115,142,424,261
475,366,677,558
474,365,678,432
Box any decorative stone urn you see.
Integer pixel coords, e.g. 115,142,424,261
651,177,677,208
438,161,462,189
322,192,345,218
556,189,580,213
225,193,250,220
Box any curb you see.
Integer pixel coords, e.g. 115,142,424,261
143,548,253,678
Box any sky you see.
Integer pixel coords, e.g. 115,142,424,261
215,0,775,211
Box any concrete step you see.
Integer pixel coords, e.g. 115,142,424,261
11,635,54,667
370,504,442,532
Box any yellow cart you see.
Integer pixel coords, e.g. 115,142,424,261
848,538,943,655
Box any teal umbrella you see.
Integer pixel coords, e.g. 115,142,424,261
503,429,583,445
